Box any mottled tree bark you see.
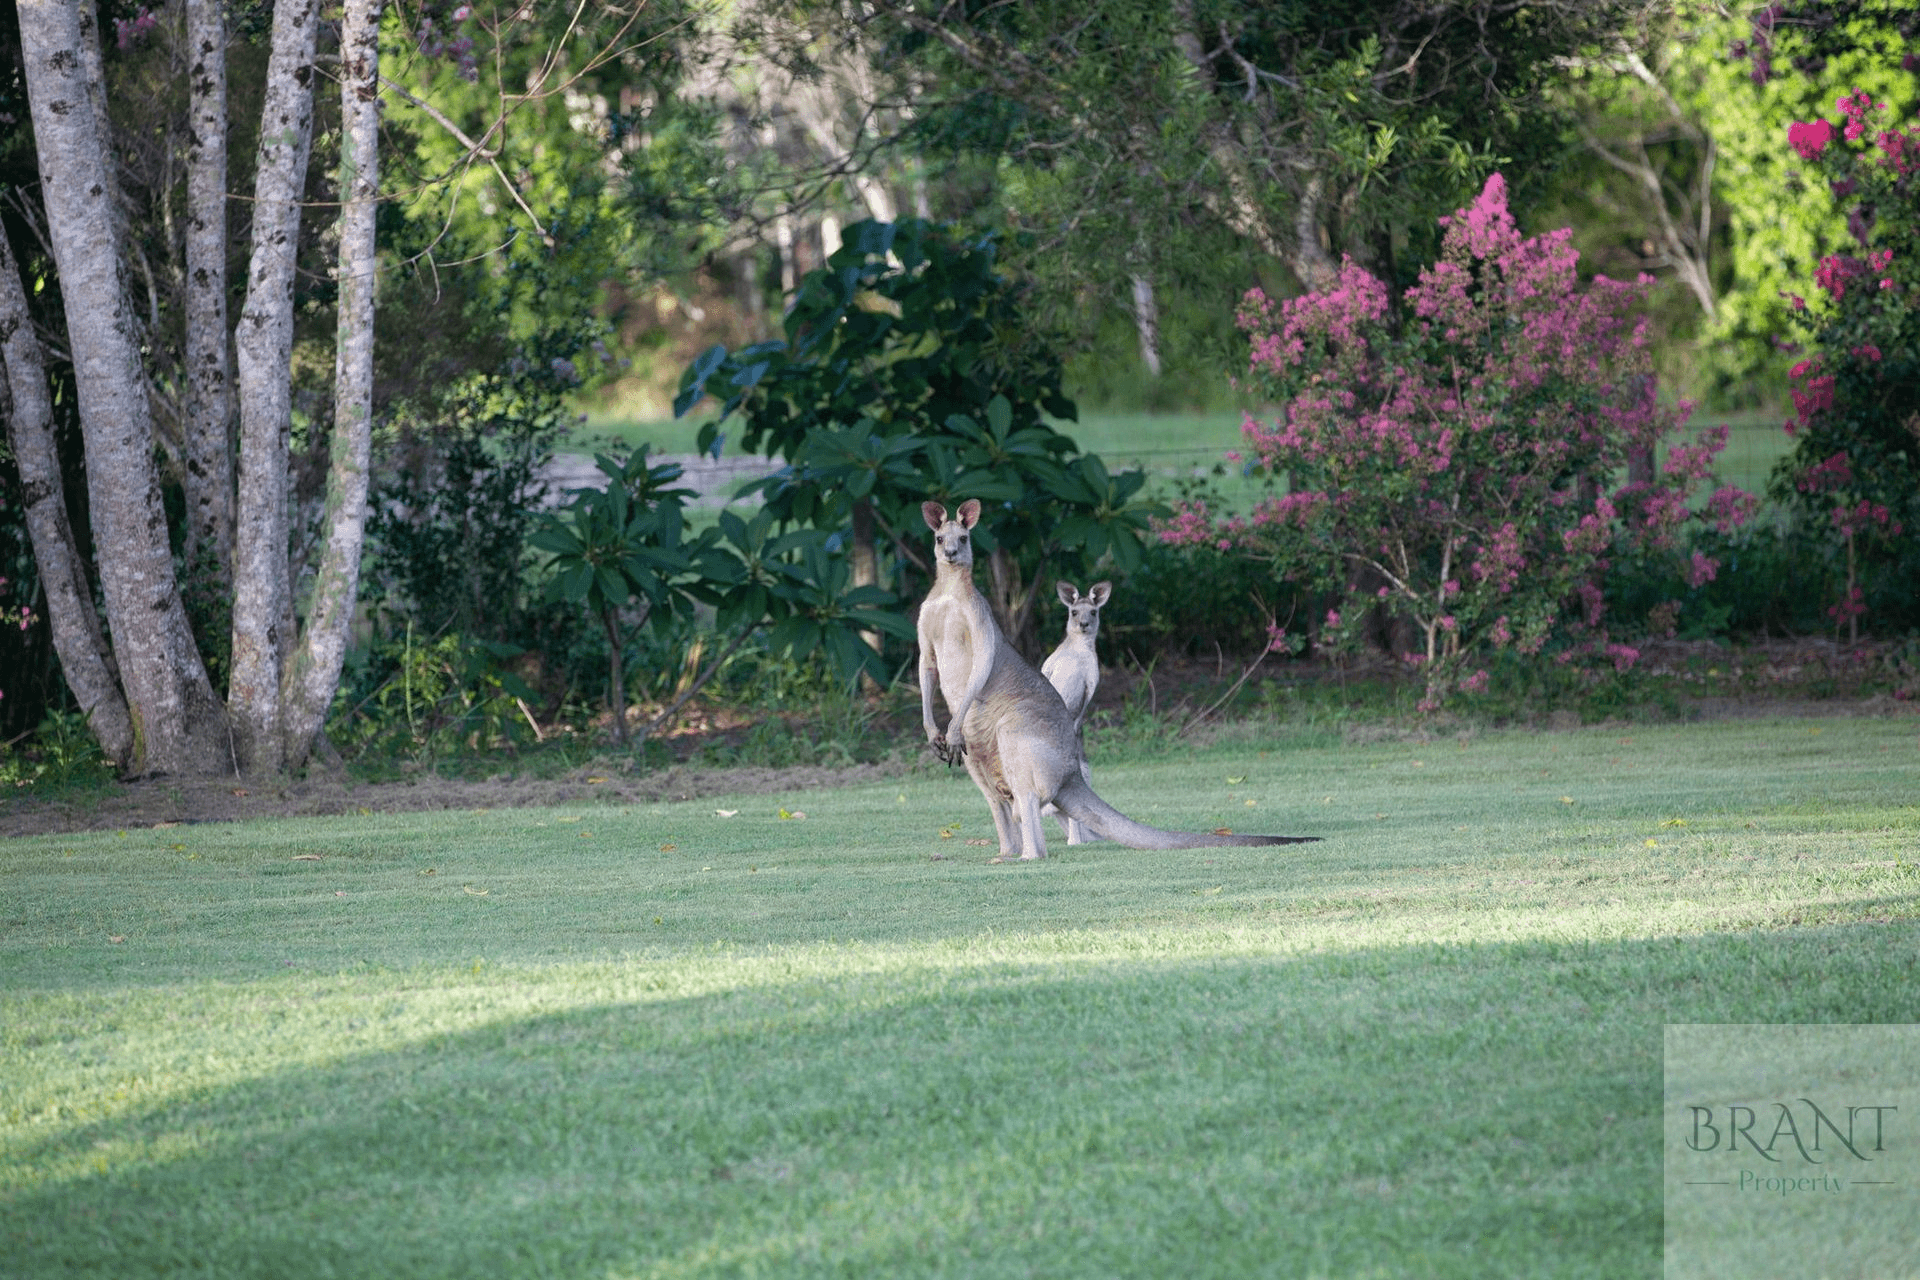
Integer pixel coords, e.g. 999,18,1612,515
181,0,234,585
282,0,381,768
1130,272,1162,378
0,222,134,767
229,0,319,776
17,0,227,777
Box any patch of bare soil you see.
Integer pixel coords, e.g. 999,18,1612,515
0,760,912,839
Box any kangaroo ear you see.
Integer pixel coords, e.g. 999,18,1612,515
956,498,981,529
1088,581,1112,608
922,501,948,531
1056,581,1079,608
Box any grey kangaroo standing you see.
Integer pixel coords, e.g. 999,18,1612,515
916,499,1318,860
1040,580,1109,845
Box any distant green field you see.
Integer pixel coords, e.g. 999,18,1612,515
568,407,1793,509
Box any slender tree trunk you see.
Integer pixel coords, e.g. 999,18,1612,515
1129,272,1162,378
775,213,797,296
18,0,228,777
602,608,629,745
850,497,881,680
0,222,135,767
229,0,320,777
181,0,233,587
281,0,380,769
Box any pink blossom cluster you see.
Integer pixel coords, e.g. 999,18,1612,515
1790,373,1835,431
1789,119,1835,160
1707,486,1762,535
114,7,158,49
1240,260,1389,381
1830,499,1899,538
1839,90,1881,141
1663,422,1725,483
1156,500,1214,547
1796,451,1853,494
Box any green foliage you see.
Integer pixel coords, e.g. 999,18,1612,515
0,708,114,793
531,448,913,742
676,218,1160,652
379,0,721,335
1685,2,1917,391
890,0,1610,351
330,629,541,765
365,369,575,645
1102,534,1306,663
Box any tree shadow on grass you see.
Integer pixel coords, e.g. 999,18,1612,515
5,923,1918,1279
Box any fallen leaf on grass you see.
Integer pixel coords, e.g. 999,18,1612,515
1660,818,1688,828
230,789,248,797
153,821,179,829
419,868,436,876
1201,886,1223,896
1644,839,1659,848
659,843,676,852
463,886,489,896
777,808,807,821
108,935,125,943
586,776,608,784
1212,827,1233,836
292,854,324,861
1226,775,1246,785
966,838,992,847
1560,796,1575,805
714,809,738,818
1244,798,1257,807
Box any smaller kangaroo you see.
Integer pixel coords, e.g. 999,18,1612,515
1040,580,1109,844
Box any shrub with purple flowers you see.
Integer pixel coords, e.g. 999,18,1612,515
1774,87,1920,639
1161,175,1754,711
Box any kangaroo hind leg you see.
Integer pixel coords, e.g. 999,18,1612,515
1015,789,1048,861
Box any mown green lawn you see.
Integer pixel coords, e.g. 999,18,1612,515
4,716,1915,1277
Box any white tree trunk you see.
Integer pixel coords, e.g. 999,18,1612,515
1130,272,1162,378
230,0,320,776
282,0,381,768
18,0,227,777
0,221,135,767
181,0,234,585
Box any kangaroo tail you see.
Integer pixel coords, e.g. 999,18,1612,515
1053,776,1319,849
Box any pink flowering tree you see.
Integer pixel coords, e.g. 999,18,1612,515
1162,174,1753,710
1776,88,1919,640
